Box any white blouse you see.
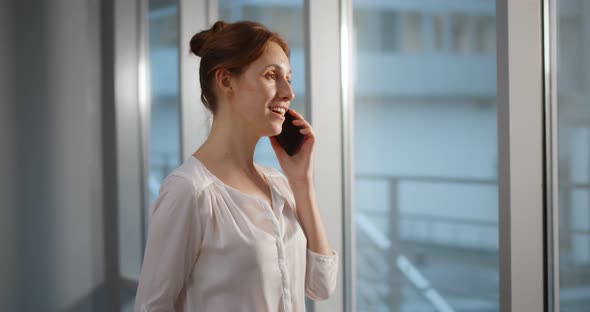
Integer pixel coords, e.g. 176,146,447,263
134,156,338,312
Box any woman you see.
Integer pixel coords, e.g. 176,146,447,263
134,20,338,312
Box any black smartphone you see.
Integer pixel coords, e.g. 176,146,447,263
273,109,305,156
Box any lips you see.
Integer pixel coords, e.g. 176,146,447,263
270,110,285,119
269,106,288,117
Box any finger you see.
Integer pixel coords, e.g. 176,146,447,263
288,109,304,120
292,119,310,127
299,127,314,136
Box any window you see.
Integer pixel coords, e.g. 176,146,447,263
452,13,496,55
401,12,424,53
557,1,590,310
354,9,383,52
475,15,496,54
381,11,402,52
352,1,499,311
147,0,181,205
433,14,446,51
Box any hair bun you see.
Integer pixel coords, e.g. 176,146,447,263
190,21,228,57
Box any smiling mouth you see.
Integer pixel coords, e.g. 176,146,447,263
270,111,285,119
269,107,287,117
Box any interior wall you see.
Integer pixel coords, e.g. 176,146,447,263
0,0,16,310
44,0,105,310
11,0,105,311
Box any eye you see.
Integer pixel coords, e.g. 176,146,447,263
266,73,277,80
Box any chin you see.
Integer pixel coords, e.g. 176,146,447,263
266,123,283,137
261,113,284,136
270,126,282,136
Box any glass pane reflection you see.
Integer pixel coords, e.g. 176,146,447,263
121,1,182,311
147,0,181,206
557,1,590,311
352,1,499,311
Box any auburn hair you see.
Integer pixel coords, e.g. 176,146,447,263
190,20,290,114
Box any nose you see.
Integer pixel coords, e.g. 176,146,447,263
278,78,295,102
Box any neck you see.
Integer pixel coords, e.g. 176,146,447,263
194,112,261,175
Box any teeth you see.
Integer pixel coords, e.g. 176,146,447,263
270,107,286,115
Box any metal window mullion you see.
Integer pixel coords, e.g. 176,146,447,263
302,1,316,310
207,0,218,25
179,0,210,160
497,1,545,312
101,0,120,309
543,0,560,311
339,0,355,311
308,0,346,311
137,0,151,262
304,0,312,121
341,0,356,311
114,0,145,286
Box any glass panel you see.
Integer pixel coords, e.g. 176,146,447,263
120,1,181,311
557,1,590,310
147,0,181,206
352,1,498,311
218,1,307,172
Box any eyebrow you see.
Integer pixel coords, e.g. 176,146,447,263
264,64,292,75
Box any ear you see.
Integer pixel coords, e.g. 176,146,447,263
214,68,234,96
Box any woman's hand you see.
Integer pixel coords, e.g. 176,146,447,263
269,109,315,185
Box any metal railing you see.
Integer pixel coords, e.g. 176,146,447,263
354,173,590,311
355,173,498,312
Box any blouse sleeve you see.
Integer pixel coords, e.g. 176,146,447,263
134,175,205,312
305,248,339,301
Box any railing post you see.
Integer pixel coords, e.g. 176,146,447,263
388,178,401,311
560,165,572,252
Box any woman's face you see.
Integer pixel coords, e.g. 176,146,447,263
229,42,295,137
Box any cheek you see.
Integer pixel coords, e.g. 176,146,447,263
235,77,276,118
254,79,275,96
243,81,275,103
